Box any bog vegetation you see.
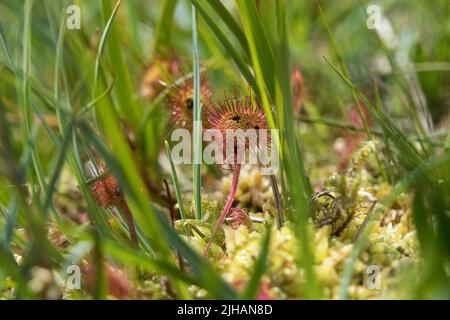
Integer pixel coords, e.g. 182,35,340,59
0,0,449,299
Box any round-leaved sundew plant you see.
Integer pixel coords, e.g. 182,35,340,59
203,91,270,254
168,76,211,129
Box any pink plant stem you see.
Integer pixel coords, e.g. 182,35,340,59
204,164,241,255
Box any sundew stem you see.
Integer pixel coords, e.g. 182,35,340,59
204,164,241,255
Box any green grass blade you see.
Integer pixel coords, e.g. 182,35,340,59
236,0,275,99
324,57,424,170
235,0,276,130
42,121,73,213
155,212,237,299
165,141,188,220
338,153,450,299
445,132,450,150
50,6,114,241
192,5,202,220
204,0,249,56
103,241,194,294
78,120,168,253
94,0,121,90
317,3,388,182
0,22,16,75
99,0,140,125
190,0,258,94
0,246,21,282
152,0,178,56
274,0,321,299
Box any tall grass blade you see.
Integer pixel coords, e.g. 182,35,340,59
338,153,450,299
192,5,202,220
165,141,188,220
190,0,258,94
152,0,177,56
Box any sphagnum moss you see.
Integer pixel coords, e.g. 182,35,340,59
186,142,419,299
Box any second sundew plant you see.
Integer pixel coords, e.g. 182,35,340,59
0,0,449,300
88,168,138,247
